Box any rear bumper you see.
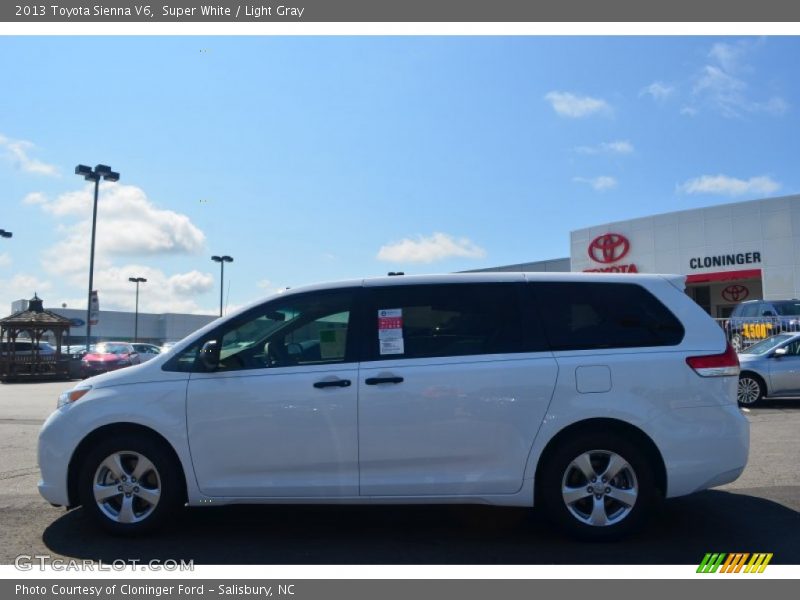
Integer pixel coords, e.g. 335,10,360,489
649,403,749,498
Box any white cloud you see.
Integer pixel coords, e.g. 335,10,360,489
0,253,11,268
575,140,634,155
33,183,206,278
0,134,59,177
680,106,698,117
24,183,214,314
377,233,486,264
62,265,216,314
574,176,618,191
544,91,611,118
0,273,53,314
688,41,788,118
640,81,674,101
22,192,48,205
678,174,780,197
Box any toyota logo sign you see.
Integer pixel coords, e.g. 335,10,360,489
588,233,630,264
722,284,749,303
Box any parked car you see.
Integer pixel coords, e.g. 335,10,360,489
160,341,178,353
80,342,141,377
0,340,56,355
131,343,162,363
726,299,800,351
39,273,748,539
737,332,800,406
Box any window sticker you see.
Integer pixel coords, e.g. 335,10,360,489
378,308,404,354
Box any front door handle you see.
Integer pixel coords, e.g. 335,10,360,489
365,376,404,385
313,379,352,389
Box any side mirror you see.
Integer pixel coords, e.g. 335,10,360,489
199,340,220,370
772,347,788,358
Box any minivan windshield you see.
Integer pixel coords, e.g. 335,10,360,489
740,333,794,355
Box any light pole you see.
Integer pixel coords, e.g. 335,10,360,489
0,229,12,238
75,164,120,352
128,277,147,342
211,255,233,317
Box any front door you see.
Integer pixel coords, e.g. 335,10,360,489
768,338,800,395
185,288,360,497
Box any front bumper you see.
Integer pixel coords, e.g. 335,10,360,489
37,408,73,507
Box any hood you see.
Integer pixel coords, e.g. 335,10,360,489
83,352,130,361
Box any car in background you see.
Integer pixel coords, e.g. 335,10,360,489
132,343,162,363
160,341,178,353
80,342,141,377
726,299,800,351
737,332,800,406
0,340,56,356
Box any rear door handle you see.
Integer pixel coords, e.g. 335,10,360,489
313,379,351,389
365,376,404,385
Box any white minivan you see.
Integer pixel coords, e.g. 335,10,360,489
38,273,748,539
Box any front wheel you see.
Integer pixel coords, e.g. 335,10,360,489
539,432,656,541
738,374,765,407
78,434,183,535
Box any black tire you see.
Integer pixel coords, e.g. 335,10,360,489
538,432,657,541
78,433,183,535
737,373,766,407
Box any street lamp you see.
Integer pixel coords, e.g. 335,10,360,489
75,164,120,351
128,277,147,342
211,255,233,317
0,229,12,238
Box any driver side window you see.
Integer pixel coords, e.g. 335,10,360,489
215,289,355,371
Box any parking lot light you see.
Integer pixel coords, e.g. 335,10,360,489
128,277,147,342
75,163,120,352
211,255,233,317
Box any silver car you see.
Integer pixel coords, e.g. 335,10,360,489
737,332,800,406
131,343,162,363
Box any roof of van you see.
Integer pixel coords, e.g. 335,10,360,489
266,271,684,297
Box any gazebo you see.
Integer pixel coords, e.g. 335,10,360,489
0,294,71,381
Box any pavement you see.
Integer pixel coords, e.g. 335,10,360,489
1,380,799,564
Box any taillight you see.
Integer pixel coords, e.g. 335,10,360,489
686,343,740,377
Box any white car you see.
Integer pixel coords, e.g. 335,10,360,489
38,273,748,539
131,343,162,363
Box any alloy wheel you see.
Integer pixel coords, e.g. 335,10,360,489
560,450,639,527
92,451,161,524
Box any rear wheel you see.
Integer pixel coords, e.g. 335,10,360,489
539,432,656,541
738,374,765,407
78,434,183,535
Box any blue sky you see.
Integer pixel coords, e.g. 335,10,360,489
1,36,799,315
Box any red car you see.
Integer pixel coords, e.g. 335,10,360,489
80,342,141,377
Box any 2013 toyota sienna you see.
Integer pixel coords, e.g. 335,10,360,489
38,272,749,539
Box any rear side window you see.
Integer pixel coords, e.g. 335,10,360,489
362,283,542,361
530,282,684,351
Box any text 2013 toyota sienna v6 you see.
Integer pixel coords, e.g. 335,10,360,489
38,273,749,539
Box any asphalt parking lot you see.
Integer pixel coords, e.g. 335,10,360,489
1,380,799,565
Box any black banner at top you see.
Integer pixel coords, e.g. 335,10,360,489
3,0,800,22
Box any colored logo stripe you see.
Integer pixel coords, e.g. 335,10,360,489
697,553,773,573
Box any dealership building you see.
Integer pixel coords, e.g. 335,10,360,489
478,194,800,318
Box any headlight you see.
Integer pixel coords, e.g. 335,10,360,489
57,386,92,409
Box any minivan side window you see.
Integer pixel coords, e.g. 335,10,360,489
530,282,684,351
362,283,545,361
164,289,356,372
739,303,759,318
